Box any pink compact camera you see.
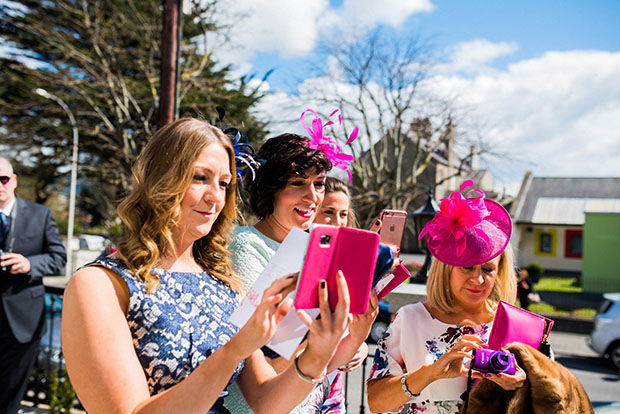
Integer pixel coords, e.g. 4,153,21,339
471,348,516,375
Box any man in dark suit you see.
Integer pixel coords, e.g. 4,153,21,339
0,157,66,413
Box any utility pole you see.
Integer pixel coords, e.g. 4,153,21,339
34,88,79,278
158,0,183,128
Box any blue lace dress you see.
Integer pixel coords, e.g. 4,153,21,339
93,257,243,414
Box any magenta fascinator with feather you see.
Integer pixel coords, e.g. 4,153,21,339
418,180,512,267
300,109,358,181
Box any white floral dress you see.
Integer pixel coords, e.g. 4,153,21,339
368,302,492,414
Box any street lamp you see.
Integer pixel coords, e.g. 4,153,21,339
35,88,78,278
410,188,439,284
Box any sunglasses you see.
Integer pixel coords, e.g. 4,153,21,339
0,176,11,185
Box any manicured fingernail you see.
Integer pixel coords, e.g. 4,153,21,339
320,280,326,289
396,247,400,252
483,373,491,378
375,219,380,225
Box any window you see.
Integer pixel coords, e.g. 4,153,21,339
565,229,583,258
534,228,557,256
540,233,552,253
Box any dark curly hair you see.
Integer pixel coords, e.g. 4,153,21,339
247,133,332,219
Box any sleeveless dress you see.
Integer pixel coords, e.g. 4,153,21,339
93,257,243,414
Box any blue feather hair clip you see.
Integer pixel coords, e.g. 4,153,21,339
197,107,261,182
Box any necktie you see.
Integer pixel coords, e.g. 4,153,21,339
0,212,8,249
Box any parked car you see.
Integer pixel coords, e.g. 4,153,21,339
369,300,393,343
589,292,620,369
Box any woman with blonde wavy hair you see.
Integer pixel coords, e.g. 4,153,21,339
367,181,525,414
61,118,352,414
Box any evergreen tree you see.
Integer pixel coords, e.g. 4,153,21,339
0,0,267,226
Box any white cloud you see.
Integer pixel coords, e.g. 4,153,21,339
433,49,620,194
0,40,43,68
256,47,620,197
319,0,434,39
211,0,328,62
441,38,519,74
210,0,434,66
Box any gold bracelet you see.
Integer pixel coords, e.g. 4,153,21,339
293,355,326,385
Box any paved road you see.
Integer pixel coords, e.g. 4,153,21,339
549,331,620,405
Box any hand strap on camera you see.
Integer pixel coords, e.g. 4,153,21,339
460,357,475,414
538,319,553,358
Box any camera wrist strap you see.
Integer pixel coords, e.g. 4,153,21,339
460,364,474,414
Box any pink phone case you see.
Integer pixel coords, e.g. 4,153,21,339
376,264,411,300
295,225,380,314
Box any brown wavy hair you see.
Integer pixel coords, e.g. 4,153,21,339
324,176,359,228
116,118,242,292
426,244,517,315
247,133,332,219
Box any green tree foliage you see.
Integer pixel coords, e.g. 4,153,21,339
0,0,268,226
48,367,76,413
525,262,545,284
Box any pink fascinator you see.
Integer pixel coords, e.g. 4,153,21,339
418,180,512,267
300,109,359,181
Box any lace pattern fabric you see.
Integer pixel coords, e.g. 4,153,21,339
93,257,243,396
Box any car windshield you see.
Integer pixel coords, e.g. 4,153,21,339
598,299,613,315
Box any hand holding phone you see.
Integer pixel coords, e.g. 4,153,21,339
295,225,380,314
377,209,408,249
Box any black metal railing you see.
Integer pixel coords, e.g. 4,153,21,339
343,350,375,414
24,285,69,407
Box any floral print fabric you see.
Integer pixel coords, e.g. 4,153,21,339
93,257,243,396
368,302,491,414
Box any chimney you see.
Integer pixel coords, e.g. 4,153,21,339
470,145,480,170
440,119,455,166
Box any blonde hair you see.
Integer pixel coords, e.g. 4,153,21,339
116,118,242,292
426,244,517,314
324,176,359,228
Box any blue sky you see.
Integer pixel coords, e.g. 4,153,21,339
247,0,620,94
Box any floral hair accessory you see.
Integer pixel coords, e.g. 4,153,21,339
418,180,512,267
300,109,359,181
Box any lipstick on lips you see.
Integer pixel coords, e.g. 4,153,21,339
294,207,315,218
195,209,214,218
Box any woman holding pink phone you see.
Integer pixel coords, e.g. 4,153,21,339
225,111,378,413
313,176,369,413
